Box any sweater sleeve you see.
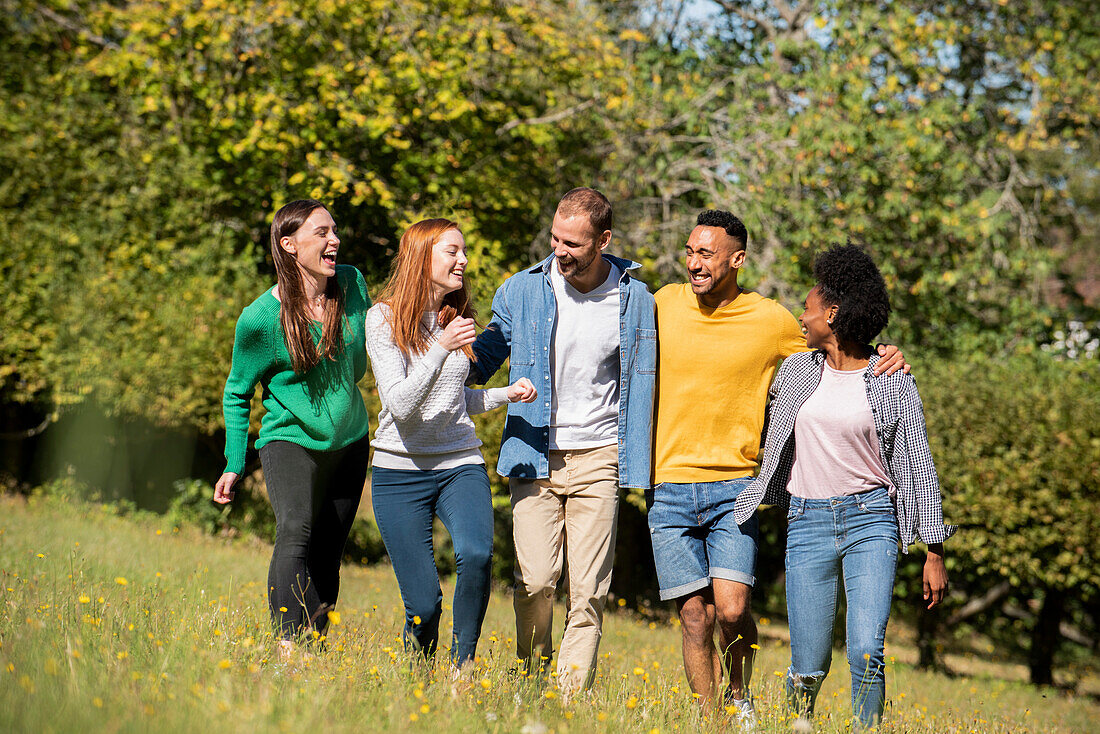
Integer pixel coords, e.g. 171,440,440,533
222,309,271,475
353,266,372,307
365,305,450,422
464,386,511,415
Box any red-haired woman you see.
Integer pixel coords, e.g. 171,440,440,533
214,200,372,659
366,218,536,671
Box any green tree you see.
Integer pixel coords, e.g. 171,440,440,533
603,0,1099,355
921,357,1100,686
1,0,631,438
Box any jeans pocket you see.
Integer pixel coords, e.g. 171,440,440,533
858,493,896,515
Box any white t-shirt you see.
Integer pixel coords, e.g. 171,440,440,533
548,260,621,450
787,362,895,499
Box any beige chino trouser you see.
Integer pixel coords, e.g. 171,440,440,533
510,443,620,694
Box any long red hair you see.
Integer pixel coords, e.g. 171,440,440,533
376,218,477,361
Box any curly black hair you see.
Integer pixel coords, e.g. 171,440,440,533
813,243,891,344
696,210,748,251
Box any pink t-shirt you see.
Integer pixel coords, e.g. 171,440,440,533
787,362,895,499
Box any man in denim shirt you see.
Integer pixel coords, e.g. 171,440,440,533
470,187,656,694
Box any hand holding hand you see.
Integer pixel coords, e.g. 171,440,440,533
438,316,477,352
213,472,239,504
507,377,538,403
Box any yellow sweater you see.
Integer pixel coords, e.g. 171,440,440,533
654,284,807,483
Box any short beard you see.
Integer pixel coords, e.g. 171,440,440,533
689,277,716,295
691,267,734,297
558,252,596,279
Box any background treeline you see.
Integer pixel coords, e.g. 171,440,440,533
1,0,1097,688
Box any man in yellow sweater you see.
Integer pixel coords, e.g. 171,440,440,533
650,210,904,728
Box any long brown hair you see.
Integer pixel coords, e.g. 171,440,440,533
270,199,347,373
376,218,477,361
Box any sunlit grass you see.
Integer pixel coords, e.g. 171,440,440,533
1,492,1096,733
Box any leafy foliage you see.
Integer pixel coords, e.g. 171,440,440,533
1,0,627,429
918,355,1100,683
604,0,1100,355
921,357,1100,593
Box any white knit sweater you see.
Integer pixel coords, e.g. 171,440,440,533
365,303,510,470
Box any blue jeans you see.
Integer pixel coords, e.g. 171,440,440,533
647,478,759,600
371,464,494,665
785,487,899,729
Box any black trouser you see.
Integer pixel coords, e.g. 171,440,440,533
258,435,369,640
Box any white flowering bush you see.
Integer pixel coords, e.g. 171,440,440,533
1041,320,1099,360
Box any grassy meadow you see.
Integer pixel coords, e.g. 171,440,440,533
1,492,1097,733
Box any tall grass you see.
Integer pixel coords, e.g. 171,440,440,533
1,492,1095,733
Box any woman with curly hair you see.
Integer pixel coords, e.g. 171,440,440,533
366,218,536,673
733,244,956,729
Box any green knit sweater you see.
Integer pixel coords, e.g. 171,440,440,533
222,265,371,475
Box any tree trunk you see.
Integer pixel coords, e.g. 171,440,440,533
1029,587,1065,687
947,581,1011,626
916,603,945,672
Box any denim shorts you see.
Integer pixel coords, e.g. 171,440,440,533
646,478,759,600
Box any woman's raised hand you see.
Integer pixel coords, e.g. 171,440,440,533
438,316,477,352
507,377,538,403
213,472,239,504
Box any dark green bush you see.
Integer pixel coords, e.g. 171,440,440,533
907,355,1100,683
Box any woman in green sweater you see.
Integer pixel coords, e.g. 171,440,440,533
213,199,371,657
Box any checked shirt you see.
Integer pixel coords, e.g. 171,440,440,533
733,350,957,551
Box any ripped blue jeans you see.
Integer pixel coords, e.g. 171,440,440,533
784,488,899,729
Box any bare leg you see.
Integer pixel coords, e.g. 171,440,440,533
714,578,757,701
677,588,720,706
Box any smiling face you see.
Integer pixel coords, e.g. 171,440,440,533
280,207,340,282
430,228,468,297
683,225,746,306
550,209,610,286
799,285,838,350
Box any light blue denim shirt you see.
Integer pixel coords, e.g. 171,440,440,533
470,253,656,489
